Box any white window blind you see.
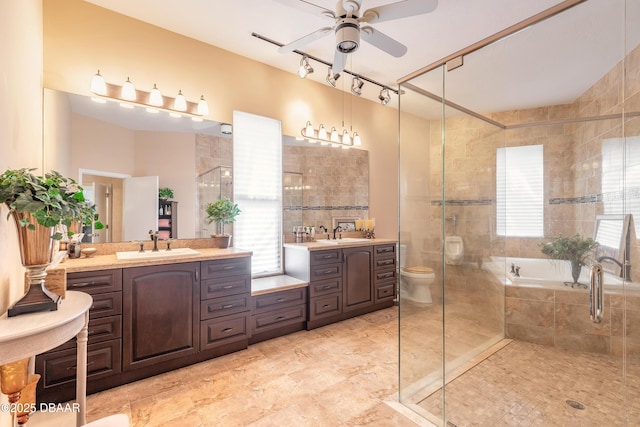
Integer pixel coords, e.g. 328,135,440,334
233,111,283,276
602,137,640,237
496,145,544,237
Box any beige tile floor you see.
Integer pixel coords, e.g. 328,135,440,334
84,307,425,427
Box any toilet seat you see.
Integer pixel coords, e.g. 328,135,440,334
403,266,433,274
401,266,435,279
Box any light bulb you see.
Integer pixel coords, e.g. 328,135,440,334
318,124,327,140
174,90,187,111
121,77,136,101
90,70,107,95
330,127,339,143
342,130,351,146
197,95,209,115
353,132,362,146
305,121,314,138
149,84,163,106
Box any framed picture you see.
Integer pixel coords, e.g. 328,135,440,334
332,216,360,232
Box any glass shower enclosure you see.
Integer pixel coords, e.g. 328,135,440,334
398,0,640,425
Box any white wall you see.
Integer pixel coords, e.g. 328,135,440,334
0,2,43,425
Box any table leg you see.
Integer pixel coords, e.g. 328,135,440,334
76,311,89,426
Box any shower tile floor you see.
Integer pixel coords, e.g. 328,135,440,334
416,340,640,426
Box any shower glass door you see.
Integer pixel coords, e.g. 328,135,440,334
398,0,640,424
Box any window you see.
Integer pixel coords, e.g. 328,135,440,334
496,145,544,237
233,111,283,276
602,137,640,237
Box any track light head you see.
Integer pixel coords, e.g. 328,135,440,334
351,76,364,96
378,88,391,105
326,67,340,87
298,56,314,79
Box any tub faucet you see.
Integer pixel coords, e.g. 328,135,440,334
596,256,631,281
149,230,159,252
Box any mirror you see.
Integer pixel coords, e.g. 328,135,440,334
593,214,632,278
44,89,369,243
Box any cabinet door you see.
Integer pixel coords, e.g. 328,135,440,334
342,246,374,312
123,262,199,371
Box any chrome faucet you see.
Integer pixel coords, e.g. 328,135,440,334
149,230,159,252
333,225,342,240
596,256,631,281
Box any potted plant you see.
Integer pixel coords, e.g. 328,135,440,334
539,234,599,288
0,168,103,315
158,187,174,200
205,197,240,248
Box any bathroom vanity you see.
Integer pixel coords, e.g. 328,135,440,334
283,239,397,329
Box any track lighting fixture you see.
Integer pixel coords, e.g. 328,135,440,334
89,70,208,120
351,76,364,96
298,56,314,79
378,88,391,105
326,67,340,87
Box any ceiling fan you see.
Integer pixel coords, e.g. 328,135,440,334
274,0,438,75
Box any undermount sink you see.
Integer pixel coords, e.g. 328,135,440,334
316,238,372,245
116,247,201,260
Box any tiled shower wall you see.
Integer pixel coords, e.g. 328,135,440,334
421,44,640,356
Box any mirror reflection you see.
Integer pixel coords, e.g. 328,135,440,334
44,89,369,243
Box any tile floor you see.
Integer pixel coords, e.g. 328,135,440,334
84,307,425,427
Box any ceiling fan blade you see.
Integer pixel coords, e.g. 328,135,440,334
360,0,438,24
278,27,333,53
332,50,348,75
272,0,336,20
360,26,407,57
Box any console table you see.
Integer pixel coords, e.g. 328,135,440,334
0,291,92,426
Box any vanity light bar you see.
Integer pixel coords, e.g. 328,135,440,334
90,72,208,120
301,121,362,149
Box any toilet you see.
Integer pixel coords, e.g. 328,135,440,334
399,244,436,304
445,235,464,265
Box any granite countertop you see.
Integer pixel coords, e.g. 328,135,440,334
283,238,397,251
54,247,253,273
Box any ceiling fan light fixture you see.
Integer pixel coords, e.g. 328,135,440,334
335,18,360,53
351,76,364,96
378,88,391,105
298,56,314,79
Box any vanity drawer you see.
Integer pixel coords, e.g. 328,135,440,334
310,262,342,282
36,339,122,390
201,257,251,280
374,244,396,259
200,312,250,350
49,315,122,351
251,305,306,335
375,257,396,270
201,276,251,299
310,249,341,265
89,292,122,319
67,269,122,295
375,269,396,282
375,282,396,303
308,277,342,297
252,288,307,313
201,294,250,320
309,294,342,320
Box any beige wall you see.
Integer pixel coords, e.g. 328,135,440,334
0,2,43,423
42,0,399,238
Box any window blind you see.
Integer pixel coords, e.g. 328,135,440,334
233,111,283,276
496,145,544,237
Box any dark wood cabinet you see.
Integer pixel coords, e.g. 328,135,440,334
158,199,178,239
122,262,199,371
285,242,395,330
342,246,374,313
199,257,251,351
36,268,123,403
250,287,307,343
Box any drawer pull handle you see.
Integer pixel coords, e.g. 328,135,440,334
276,298,285,302
323,269,334,274
221,327,233,333
67,361,95,371
221,304,234,309
378,260,394,266
378,272,394,279
71,281,97,288
276,316,286,320
323,304,330,308
322,285,333,289
378,247,393,253
322,255,333,259
222,285,234,289
223,266,235,270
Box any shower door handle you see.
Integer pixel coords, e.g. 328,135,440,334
590,263,604,323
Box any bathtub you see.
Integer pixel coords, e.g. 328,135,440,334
486,256,633,292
